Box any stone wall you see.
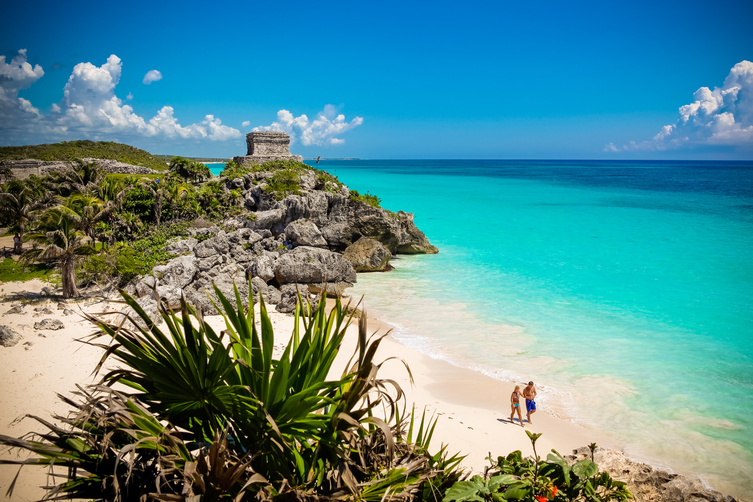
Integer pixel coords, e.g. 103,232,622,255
0,158,158,180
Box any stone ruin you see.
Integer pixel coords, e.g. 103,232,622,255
232,131,303,166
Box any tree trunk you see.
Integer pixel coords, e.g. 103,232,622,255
61,257,79,298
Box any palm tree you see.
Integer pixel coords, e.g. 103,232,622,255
50,160,106,196
23,206,97,298
137,179,164,226
0,184,42,249
66,193,117,242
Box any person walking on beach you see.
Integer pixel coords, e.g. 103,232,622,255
510,385,524,426
523,381,537,424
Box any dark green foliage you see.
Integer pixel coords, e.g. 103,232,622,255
0,140,166,171
169,156,211,182
122,183,156,221
263,169,301,199
350,189,382,208
443,433,631,502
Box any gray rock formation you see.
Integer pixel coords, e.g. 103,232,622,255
274,246,356,285
0,326,22,347
34,319,64,330
343,237,393,272
567,447,739,502
126,155,437,318
232,131,303,166
284,219,328,248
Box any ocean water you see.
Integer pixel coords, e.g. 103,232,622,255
319,160,753,497
209,159,753,495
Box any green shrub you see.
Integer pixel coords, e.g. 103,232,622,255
443,434,631,502
349,190,381,208
263,169,301,199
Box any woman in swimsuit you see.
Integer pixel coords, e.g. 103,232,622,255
510,385,524,426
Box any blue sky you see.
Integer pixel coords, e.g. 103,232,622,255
1,0,752,159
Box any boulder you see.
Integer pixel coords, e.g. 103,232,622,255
135,275,158,298
343,237,393,272
4,305,25,315
252,209,286,230
274,246,356,285
165,237,198,255
0,326,22,347
153,255,198,290
276,284,320,314
285,219,328,248
307,282,353,298
246,254,276,283
194,231,229,258
34,319,64,330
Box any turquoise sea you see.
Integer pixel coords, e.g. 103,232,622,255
211,160,753,496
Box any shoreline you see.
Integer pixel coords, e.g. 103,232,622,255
0,279,744,501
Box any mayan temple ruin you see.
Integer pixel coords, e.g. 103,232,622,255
232,131,303,166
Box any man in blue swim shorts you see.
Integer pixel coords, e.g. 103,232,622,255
523,381,537,424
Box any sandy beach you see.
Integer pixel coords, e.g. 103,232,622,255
0,276,618,501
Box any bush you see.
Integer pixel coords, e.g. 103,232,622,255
263,169,301,199
349,190,381,208
443,434,631,502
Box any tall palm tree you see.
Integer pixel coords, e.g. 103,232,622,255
66,193,117,242
137,179,164,226
23,206,97,298
51,160,106,196
0,185,42,248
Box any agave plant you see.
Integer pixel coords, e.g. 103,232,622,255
1,283,465,500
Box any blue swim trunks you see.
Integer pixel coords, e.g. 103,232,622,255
526,399,536,413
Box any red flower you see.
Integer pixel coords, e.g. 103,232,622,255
536,497,547,502
552,485,558,497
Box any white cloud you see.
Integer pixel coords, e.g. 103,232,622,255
254,104,363,146
608,60,753,152
0,51,241,143
241,120,250,127
143,69,162,84
0,49,45,127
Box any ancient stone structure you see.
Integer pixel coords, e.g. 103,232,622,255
0,158,157,180
232,131,303,166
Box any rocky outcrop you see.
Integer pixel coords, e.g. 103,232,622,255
125,156,437,320
567,447,740,502
274,246,356,285
343,237,393,272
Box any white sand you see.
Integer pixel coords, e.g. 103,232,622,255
0,280,613,501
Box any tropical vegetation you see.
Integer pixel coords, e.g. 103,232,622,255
0,143,630,500
0,285,466,500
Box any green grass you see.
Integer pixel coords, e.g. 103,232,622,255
0,258,57,282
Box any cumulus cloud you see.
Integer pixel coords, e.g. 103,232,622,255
241,120,250,127
0,49,45,127
143,69,162,84
0,51,240,144
254,104,363,146
608,60,753,152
